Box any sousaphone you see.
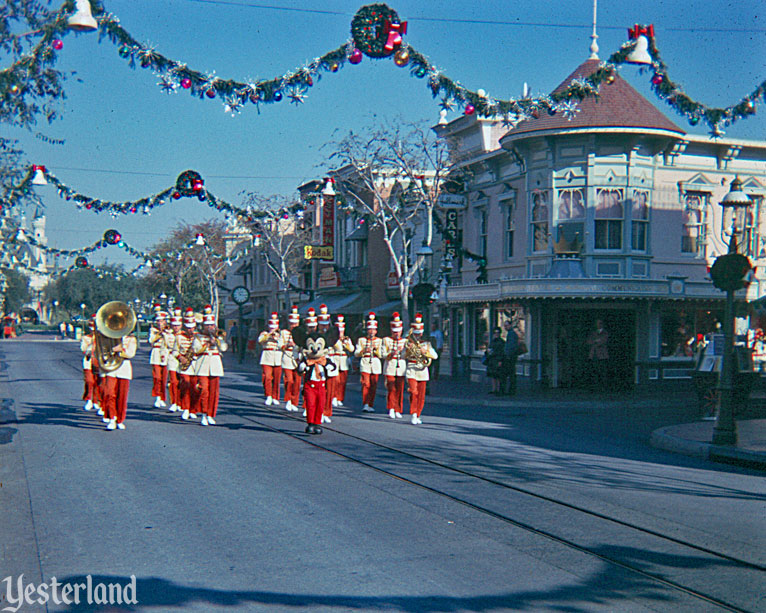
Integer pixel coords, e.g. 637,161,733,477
94,301,136,372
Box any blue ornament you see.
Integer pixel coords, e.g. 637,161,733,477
273,91,283,102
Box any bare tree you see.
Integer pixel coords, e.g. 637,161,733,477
240,193,312,306
327,119,460,315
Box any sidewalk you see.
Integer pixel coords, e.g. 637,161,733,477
222,349,766,471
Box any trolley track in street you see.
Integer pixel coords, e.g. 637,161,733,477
220,393,764,613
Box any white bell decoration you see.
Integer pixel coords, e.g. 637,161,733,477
31,165,47,185
195,233,205,246
68,0,98,31
625,34,652,65
321,177,336,196
438,109,448,125
477,89,487,98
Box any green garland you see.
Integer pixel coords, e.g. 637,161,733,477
2,3,762,133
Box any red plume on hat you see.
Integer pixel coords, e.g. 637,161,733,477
288,305,300,324
390,311,403,332
411,312,424,334
367,312,378,329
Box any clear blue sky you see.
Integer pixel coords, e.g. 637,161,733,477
7,0,765,268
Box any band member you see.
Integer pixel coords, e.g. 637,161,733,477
174,308,199,420
354,312,383,412
280,306,301,412
149,308,170,408
195,310,227,426
330,315,354,409
103,329,138,431
301,308,318,417
259,312,282,405
405,313,438,425
80,316,100,411
166,309,183,412
381,312,407,419
317,304,336,424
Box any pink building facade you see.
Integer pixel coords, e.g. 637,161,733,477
435,59,766,388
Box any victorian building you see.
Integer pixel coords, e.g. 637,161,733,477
434,56,766,388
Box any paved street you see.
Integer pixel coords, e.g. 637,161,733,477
1,334,765,612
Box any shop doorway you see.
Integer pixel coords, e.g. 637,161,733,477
557,308,636,390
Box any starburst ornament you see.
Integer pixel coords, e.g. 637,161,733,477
287,86,308,105
558,100,581,121
224,97,243,116
439,96,456,112
158,75,178,94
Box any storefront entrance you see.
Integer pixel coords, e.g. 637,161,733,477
556,308,636,390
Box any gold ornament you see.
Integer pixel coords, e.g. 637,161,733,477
606,73,615,84
394,48,410,67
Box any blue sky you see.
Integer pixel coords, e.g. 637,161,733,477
7,0,766,268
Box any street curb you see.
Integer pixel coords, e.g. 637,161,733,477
650,425,766,470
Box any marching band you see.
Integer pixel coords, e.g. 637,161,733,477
79,301,439,431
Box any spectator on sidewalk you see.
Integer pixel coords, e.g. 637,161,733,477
485,327,505,394
586,318,609,389
429,321,444,382
502,320,519,396
59,321,67,339
228,322,239,354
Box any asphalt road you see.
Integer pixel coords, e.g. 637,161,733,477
1,335,764,612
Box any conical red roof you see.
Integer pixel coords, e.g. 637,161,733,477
503,59,684,139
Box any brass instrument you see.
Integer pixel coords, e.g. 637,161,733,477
176,338,197,371
94,301,137,372
405,330,432,368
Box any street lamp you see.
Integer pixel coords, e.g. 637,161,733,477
134,298,142,340
79,302,86,338
711,176,753,446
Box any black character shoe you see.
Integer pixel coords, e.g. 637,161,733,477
305,425,314,434
313,426,323,435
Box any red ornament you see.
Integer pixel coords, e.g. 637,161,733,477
172,192,181,200
349,49,363,65
192,180,204,192
651,73,663,86
181,78,192,89
205,88,216,98
464,104,475,115
52,39,63,51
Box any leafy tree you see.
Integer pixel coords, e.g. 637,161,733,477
43,263,138,318
0,266,31,314
327,119,460,315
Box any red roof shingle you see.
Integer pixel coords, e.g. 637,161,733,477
505,59,685,138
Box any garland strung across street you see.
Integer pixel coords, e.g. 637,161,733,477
1,2,762,133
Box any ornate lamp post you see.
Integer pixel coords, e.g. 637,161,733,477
710,177,753,446
79,302,86,338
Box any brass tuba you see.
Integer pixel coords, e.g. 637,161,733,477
404,330,432,368
94,301,136,372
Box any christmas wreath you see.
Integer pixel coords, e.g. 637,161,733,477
710,252,752,292
175,170,204,197
351,4,404,58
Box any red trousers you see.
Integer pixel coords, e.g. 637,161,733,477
197,376,221,417
82,368,100,404
324,376,339,416
337,370,348,402
262,364,282,400
360,372,379,407
385,375,405,412
282,368,301,406
303,380,326,425
168,370,180,406
151,364,168,401
407,378,427,416
180,374,202,413
103,376,130,424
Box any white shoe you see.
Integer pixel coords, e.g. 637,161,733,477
83,400,93,411
411,414,419,425
190,413,198,419
395,412,403,419
272,398,280,406
106,418,117,430
302,409,307,417
182,409,190,420
207,416,216,425
336,400,344,408
102,417,110,423
285,401,293,411
321,414,331,424
154,397,163,408
201,415,209,426
362,405,374,413
159,399,167,407
168,404,178,412
97,407,104,416
389,409,396,419
265,396,273,406
331,398,338,408
117,422,126,430
416,416,423,424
